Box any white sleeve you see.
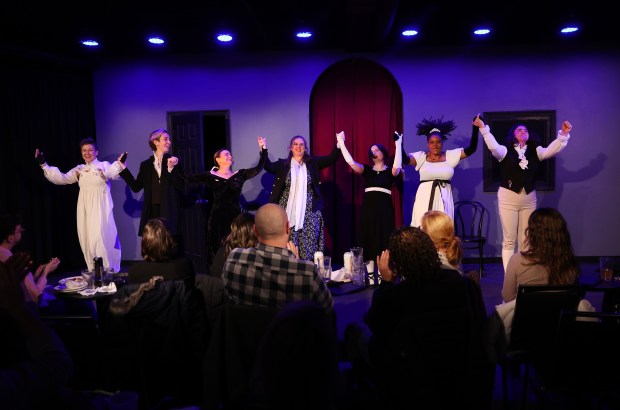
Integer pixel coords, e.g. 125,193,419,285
41,164,80,185
480,125,507,161
102,161,123,180
339,141,355,165
536,130,570,160
392,137,402,169
412,151,426,171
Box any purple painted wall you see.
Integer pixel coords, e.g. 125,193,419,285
93,48,620,261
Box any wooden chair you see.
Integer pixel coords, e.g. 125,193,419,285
498,284,583,409
454,200,487,275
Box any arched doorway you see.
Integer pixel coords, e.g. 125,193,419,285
310,58,404,261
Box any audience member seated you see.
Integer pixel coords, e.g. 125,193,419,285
420,210,463,274
128,217,195,284
0,255,74,409
0,213,60,303
344,226,493,410
209,212,257,277
103,275,207,409
244,300,346,410
493,207,595,343
222,203,333,311
502,207,581,303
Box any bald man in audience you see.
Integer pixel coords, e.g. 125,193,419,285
222,204,333,311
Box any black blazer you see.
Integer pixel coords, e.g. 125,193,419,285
263,145,340,213
120,153,185,236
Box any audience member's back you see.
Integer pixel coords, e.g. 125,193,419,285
103,276,207,408
128,217,195,284
245,300,344,410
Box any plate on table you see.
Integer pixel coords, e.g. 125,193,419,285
55,276,87,292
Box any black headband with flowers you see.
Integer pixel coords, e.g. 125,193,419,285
416,117,457,142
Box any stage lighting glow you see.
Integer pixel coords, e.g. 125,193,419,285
401,29,418,37
217,34,233,42
81,40,99,47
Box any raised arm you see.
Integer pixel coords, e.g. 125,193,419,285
119,161,144,193
397,132,417,167
460,118,480,159
34,148,79,185
316,143,341,169
392,132,402,176
474,113,507,161
336,131,363,174
241,138,268,179
537,120,571,161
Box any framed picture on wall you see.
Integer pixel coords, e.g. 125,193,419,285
482,110,557,192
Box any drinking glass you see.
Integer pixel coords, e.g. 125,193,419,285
319,256,332,282
350,247,364,282
81,269,95,289
600,257,614,282
102,267,115,287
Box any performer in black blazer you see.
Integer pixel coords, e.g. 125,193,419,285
261,135,340,261
119,129,185,243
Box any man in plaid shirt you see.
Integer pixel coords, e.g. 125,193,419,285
222,203,333,311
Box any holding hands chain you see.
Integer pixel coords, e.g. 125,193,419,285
472,113,485,129
336,131,345,149
257,136,267,150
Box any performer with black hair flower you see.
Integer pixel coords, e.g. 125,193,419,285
401,116,478,227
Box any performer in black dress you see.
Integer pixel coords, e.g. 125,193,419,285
186,138,266,262
336,131,402,262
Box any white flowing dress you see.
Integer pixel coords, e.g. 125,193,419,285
41,159,122,271
410,148,462,227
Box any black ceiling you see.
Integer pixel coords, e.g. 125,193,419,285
1,0,616,62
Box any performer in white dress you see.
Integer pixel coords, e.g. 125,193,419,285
402,117,478,227
35,138,124,271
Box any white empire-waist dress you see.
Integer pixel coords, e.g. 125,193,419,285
41,159,122,271
410,148,462,228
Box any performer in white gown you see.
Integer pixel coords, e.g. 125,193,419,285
35,138,124,271
401,116,478,227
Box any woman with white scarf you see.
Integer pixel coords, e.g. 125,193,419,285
262,135,340,261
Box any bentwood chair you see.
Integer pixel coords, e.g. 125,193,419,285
454,200,487,275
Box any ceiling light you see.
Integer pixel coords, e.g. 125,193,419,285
148,36,165,45
296,31,312,39
473,28,491,36
217,33,233,42
401,29,419,37
560,26,579,34
81,39,99,47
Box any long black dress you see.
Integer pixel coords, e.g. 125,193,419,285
189,150,265,262
359,165,396,262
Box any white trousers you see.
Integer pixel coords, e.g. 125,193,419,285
497,187,537,273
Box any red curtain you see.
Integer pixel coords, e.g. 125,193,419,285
310,58,403,261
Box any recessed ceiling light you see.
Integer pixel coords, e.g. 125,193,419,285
81,39,99,47
401,29,419,37
148,36,165,45
473,28,491,36
560,26,579,34
217,34,233,42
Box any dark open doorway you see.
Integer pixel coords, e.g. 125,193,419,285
168,110,230,273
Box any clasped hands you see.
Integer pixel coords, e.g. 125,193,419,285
257,136,267,150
